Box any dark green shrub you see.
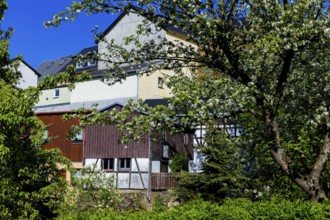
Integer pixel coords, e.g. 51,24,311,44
169,153,187,172
153,195,167,212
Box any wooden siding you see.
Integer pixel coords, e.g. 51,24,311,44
84,125,149,158
37,113,83,161
84,104,194,161
152,132,194,161
151,173,177,190
84,125,194,161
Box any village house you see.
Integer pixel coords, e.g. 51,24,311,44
34,9,196,188
11,58,40,89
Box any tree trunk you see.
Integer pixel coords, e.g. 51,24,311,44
265,112,330,201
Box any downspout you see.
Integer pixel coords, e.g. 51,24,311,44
146,134,152,203
137,73,139,99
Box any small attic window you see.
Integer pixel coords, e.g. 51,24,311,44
54,89,60,98
88,59,97,66
158,77,164,89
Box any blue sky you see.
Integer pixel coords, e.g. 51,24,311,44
2,0,117,69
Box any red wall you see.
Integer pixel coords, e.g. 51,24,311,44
37,113,83,161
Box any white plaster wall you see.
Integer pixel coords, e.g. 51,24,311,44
84,158,153,189
152,161,161,173
131,158,149,172
17,61,38,89
98,13,166,70
70,76,138,103
117,173,130,188
130,174,144,189
85,158,101,168
36,87,71,106
104,172,116,179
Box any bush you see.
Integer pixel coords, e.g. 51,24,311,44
58,165,122,215
169,153,188,172
57,198,330,219
153,195,167,212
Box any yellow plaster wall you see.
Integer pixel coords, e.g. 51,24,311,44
138,32,197,100
138,69,173,99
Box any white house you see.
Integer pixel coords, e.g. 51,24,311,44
12,59,40,89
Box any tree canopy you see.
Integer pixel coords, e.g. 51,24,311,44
51,0,330,201
0,1,81,218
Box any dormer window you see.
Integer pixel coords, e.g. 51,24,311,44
76,58,97,69
88,59,97,66
76,60,88,69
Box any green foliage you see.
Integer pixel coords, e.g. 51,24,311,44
0,1,83,218
59,165,122,215
57,198,330,220
53,0,330,200
38,65,92,90
174,120,250,202
0,75,72,218
169,153,187,173
152,195,167,212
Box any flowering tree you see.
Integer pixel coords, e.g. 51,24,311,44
51,0,330,201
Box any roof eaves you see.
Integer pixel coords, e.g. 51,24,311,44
11,58,42,77
100,10,128,39
98,102,124,112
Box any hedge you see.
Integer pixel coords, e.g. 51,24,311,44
57,198,330,220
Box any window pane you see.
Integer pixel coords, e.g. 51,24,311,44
54,89,60,97
119,158,130,170
102,158,114,170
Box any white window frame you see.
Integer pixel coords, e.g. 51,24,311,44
101,158,114,171
54,89,60,98
71,129,83,142
118,158,131,171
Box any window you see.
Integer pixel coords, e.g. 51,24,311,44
54,89,60,98
75,169,82,179
76,60,88,69
71,128,83,142
184,133,189,145
158,77,164,88
88,59,97,66
76,59,97,69
118,158,131,171
162,143,169,159
101,158,114,170
43,128,48,140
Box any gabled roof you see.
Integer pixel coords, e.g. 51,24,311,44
37,46,99,80
11,58,41,77
143,98,168,108
97,98,168,115
101,7,187,39
98,102,124,112
77,45,98,55
101,10,127,38
37,55,73,80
